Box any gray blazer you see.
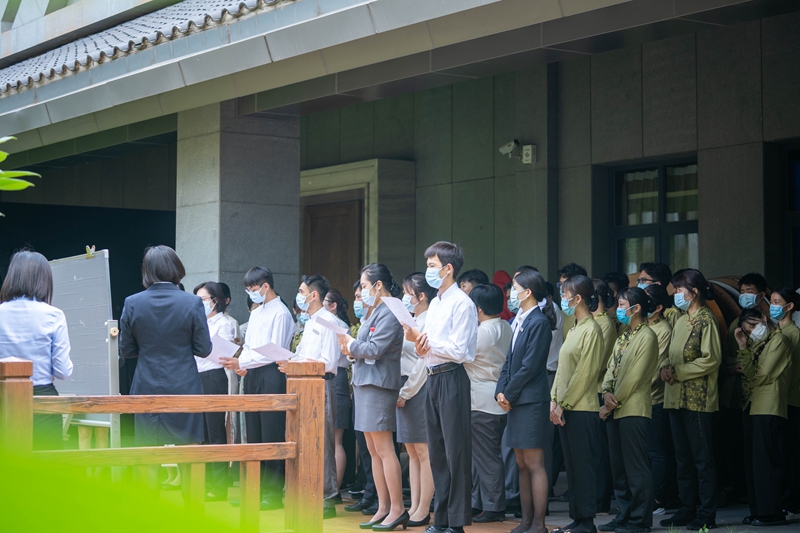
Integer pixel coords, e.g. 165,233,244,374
350,302,403,390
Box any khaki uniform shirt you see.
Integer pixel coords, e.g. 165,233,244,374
649,317,672,405
602,322,659,419
738,330,792,418
551,315,605,412
778,321,800,407
595,312,618,392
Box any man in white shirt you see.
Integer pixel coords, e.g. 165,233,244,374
407,241,478,533
220,267,294,510
288,274,340,520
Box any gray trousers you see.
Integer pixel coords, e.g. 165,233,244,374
471,410,507,512
425,365,472,528
607,416,653,527
323,378,338,507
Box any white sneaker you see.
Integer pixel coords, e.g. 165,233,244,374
653,507,666,515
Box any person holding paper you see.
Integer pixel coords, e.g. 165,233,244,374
192,281,236,501
220,266,294,510
290,275,341,519
338,264,407,531
404,241,478,533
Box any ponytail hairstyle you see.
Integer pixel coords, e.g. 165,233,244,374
514,266,557,330
360,263,402,298
772,287,799,317
617,287,655,318
592,278,616,309
326,288,351,327
561,274,599,313
672,268,715,304
403,272,437,303
644,283,672,316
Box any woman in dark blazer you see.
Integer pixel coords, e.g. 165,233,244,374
120,245,212,450
496,267,557,533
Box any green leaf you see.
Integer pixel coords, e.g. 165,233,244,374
0,136,17,144
0,170,40,179
0,177,34,190
0,151,7,164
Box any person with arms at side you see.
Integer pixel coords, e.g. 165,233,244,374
543,280,566,503
0,250,73,450
598,288,659,533
119,246,212,501
735,308,792,527
557,263,589,339
398,273,436,527
219,266,295,510
405,241,478,533
659,269,721,531
218,282,241,344
602,271,629,331
338,264,407,531
636,263,680,327
550,274,605,533
193,281,236,501
496,269,554,533
458,269,490,296
467,283,513,524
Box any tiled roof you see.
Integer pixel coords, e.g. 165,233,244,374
0,0,284,95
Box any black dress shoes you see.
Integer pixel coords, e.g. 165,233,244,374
360,515,389,529
373,511,410,531
362,501,380,515
346,498,376,512
473,510,505,523
408,515,431,527
659,510,696,528
323,506,337,520
751,514,788,527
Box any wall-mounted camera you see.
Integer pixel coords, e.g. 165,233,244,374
498,139,535,164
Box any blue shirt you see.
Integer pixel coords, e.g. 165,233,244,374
0,298,73,386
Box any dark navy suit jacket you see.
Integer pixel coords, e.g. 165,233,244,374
495,306,551,406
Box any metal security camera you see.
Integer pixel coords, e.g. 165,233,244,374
498,139,519,156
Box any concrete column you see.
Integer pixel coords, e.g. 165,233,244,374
176,100,300,323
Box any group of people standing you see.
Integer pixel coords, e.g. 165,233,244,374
2,242,800,533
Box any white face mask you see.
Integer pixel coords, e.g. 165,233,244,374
750,322,768,343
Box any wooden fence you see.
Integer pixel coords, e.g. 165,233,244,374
0,357,325,533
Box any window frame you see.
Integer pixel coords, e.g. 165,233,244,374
609,158,699,274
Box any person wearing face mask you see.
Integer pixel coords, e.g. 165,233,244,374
191,281,235,501
338,264,407,531
603,271,630,334
550,274,605,533
290,301,309,352
636,263,681,328
643,285,679,515
219,266,294,510
556,263,589,339
598,288,659,533
397,273,436,527
734,308,792,527
770,288,800,514
659,269,721,531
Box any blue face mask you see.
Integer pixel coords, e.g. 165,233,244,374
203,300,214,316
508,292,520,314
248,287,265,305
637,282,649,290
425,266,444,289
353,300,366,319
402,294,416,313
560,297,576,317
739,293,758,309
296,292,310,311
770,304,787,321
674,291,692,311
616,306,632,326
297,312,310,325
362,286,376,308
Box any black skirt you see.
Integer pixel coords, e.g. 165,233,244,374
334,369,352,430
505,401,549,449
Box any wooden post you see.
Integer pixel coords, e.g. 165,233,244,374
240,460,261,533
0,357,34,457
283,361,325,533
183,462,206,516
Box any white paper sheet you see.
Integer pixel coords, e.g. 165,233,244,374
206,334,240,364
252,342,294,364
380,296,418,329
312,316,349,335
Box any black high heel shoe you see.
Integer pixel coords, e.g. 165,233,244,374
360,515,390,529
373,511,410,531
408,515,431,527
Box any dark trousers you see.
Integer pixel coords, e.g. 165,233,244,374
33,384,61,451
200,368,229,496
648,403,678,504
593,394,613,511
785,405,800,511
669,408,717,521
425,365,472,528
355,429,378,501
546,370,562,495
717,404,746,497
607,416,653,527
243,364,286,498
559,410,598,520
471,410,507,512
743,411,786,517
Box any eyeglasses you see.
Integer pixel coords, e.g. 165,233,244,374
636,278,655,285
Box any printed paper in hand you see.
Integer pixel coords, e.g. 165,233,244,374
381,296,418,329
207,334,240,364
312,316,349,335
252,342,294,364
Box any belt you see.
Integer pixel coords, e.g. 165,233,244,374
427,362,461,376
324,372,335,380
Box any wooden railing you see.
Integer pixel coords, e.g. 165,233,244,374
0,357,325,533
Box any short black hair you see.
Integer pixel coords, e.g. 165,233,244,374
602,271,629,295
302,274,330,301
424,241,465,277
557,263,587,279
142,245,185,288
644,284,672,314
243,266,274,289
639,262,672,286
457,269,489,286
353,279,362,292
0,250,53,304
193,281,228,314
739,307,765,327
219,282,232,301
470,284,504,316
738,272,767,293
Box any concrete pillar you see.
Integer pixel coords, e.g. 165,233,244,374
176,100,300,323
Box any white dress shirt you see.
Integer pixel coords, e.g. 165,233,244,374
196,312,235,373
399,311,428,400
423,283,478,367
335,316,351,368
512,307,535,351
224,311,241,341
0,298,73,386
295,308,339,375
238,297,295,370
465,317,512,414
